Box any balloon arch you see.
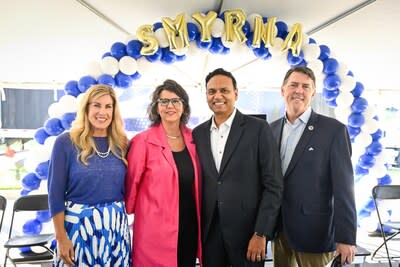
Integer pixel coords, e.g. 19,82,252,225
20,9,392,245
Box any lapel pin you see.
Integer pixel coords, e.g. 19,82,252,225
308,147,314,151
308,125,314,131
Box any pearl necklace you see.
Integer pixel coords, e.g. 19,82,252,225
166,134,181,139
94,146,111,158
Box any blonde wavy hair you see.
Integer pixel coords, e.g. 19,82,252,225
69,84,128,166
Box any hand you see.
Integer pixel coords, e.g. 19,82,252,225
57,236,75,266
246,233,266,262
335,243,356,264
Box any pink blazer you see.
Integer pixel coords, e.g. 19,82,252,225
125,123,202,267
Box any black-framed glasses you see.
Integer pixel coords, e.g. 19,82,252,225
157,98,184,107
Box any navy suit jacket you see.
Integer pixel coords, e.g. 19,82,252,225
270,110,357,253
193,110,283,251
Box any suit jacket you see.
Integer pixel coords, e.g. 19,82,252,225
193,110,283,251
125,123,202,267
270,110,357,253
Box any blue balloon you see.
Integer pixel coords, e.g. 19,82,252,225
34,127,49,145
322,88,339,101
110,42,127,60
318,45,330,61
115,72,132,88
22,173,41,190
61,112,76,130
326,99,337,107
276,21,288,39
23,219,42,235
371,129,383,141
253,46,269,58
160,48,177,64
36,210,52,223
64,80,80,97
348,112,365,128
358,209,371,220
130,71,142,80
323,74,341,89
196,39,212,49
323,58,339,74
351,97,368,113
51,239,57,250
78,75,97,93
355,164,369,176
44,118,64,136
308,38,316,44
347,70,354,77
209,38,224,54
366,141,383,156
102,52,112,58
351,82,364,97
242,21,250,36
126,40,143,59
176,54,186,61
153,22,163,31
347,125,361,138
359,153,376,169
97,74,115,87
246,32,254,48
221,47,230,54
20,189,31,196
145,47,162,62
363,197,375,211
187,22,200,41
19,247,32,253
377,174,392,185
287,50,304,66
35,161,49,180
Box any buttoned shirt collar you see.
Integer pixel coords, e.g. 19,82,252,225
210,108,237,131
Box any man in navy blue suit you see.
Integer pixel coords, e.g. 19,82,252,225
270,66,357,267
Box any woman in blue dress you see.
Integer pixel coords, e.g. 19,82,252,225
48,84,131,266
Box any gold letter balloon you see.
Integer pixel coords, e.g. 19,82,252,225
162,13,190,52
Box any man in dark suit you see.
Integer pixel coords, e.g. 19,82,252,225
193,68,283,267
270,66,357,266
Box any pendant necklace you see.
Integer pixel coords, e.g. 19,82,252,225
94,146,111,158
166,134,181,139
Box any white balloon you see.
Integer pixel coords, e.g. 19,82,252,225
211,18,225,38
59,95,78,113
368,164,387,179
87,61,102,79
48,102,63,118
334,106,352,124
339,75,356,93
268,37,284,56
44,135,57,156
154,28,169,48
307,60,323,75
363,106,377,119
76,92,86,107
172,46,188,56
335,91,354,107
336,62,349,77
302,43,321,62
361,118,379,134
354,131,373,148
119,56,138,75
136,57,153,74
100,56,119,76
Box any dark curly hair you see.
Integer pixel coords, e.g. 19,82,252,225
148,79,191,126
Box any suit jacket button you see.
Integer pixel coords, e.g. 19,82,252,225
217,181,222,185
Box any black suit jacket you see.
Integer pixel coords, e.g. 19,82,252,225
270,110,357,253
193,110,283,250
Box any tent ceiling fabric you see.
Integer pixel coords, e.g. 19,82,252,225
0,0,398,91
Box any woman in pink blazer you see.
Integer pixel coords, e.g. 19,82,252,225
125,79,202,267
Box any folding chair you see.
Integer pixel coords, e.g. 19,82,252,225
0,195,6,232
371,185,400,267
3,194,54,266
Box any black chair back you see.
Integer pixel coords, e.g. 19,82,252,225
0,195,6,232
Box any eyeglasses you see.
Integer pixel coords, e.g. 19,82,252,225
157,98,184,107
